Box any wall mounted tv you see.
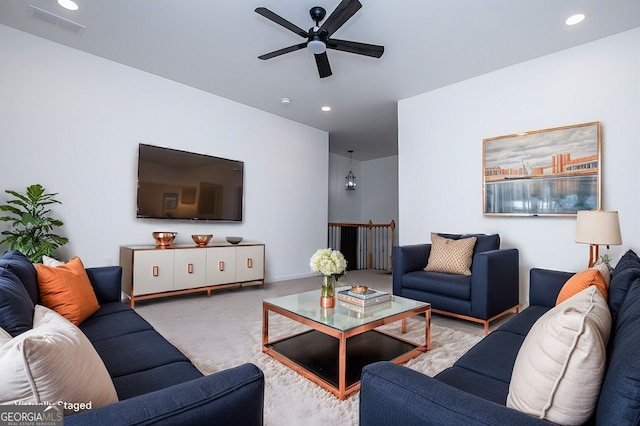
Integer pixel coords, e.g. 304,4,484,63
137,144,244,221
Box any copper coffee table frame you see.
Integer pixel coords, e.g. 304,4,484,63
262,290,431,400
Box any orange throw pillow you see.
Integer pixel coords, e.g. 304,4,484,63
36,257,100,325
556,268,608,305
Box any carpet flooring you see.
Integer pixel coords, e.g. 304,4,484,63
135,270,484,426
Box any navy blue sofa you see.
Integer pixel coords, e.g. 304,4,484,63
360,249,640,425
0,250,264,425
393,233,520,334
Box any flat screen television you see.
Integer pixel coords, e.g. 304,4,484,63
136,144,244,221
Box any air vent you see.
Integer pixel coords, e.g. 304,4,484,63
28,5,85,34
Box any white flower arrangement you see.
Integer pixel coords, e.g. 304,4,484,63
309,248,347,279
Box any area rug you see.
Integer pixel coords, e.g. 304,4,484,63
138,300,483,426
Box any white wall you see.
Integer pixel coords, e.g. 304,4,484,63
399,28,640,303
361,156,398,226
0,25,328,282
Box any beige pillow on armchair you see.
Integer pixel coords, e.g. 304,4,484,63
424,233,477,276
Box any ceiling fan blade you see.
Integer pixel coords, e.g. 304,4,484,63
327,38,384,58
255,7,308,38
314,52,332,78
319,0,362,37
258,43,307,60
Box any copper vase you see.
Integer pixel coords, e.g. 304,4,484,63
320,275,336,307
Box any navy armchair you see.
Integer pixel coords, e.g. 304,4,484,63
392,233,519,334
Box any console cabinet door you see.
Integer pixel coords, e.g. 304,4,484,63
133,250,174,295
235,245,264,282
173,248,207,290
206,247,237,285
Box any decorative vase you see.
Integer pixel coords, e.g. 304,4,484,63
320,275,336,308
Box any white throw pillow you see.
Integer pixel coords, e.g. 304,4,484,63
42,255,65,267
0,305,118,415
591,260,611,287
0,326,10,343
506,286,611,425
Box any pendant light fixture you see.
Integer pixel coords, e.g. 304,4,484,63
345,150,356,191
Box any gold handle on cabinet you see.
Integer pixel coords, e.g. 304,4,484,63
188,263,194,274
218,261,225,271
152,266,159,277
247,258,253,268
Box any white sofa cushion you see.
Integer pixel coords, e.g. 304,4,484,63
0,305,118,415
507,286,611,425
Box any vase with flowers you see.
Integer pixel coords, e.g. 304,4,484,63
310,248,347,307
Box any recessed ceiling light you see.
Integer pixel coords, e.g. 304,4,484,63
565,14,585,26
58,0,79,11
281,97,291,105
321,106,331,112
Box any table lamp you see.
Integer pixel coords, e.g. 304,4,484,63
575,210,622,267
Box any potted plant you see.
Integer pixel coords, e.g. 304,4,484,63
600,253,614,272
0,184,69,263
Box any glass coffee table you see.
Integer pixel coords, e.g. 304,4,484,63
262,289,430,400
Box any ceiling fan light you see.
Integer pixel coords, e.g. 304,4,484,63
58,0,79,11
307,39,326,55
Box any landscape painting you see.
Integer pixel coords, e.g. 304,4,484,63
483,122,601,216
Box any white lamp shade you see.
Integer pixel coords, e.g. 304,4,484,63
575,210,622,245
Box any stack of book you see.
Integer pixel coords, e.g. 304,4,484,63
337,300,392,316
337,288,391,308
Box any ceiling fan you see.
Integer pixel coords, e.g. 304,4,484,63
255,0,384,78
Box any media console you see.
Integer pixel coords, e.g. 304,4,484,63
120,242,265,307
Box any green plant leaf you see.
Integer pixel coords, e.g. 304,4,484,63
0,205,25,215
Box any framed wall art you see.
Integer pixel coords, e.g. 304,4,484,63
482,122,601,216
163,193,178,210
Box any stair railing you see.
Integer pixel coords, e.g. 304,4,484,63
327,220,396,271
